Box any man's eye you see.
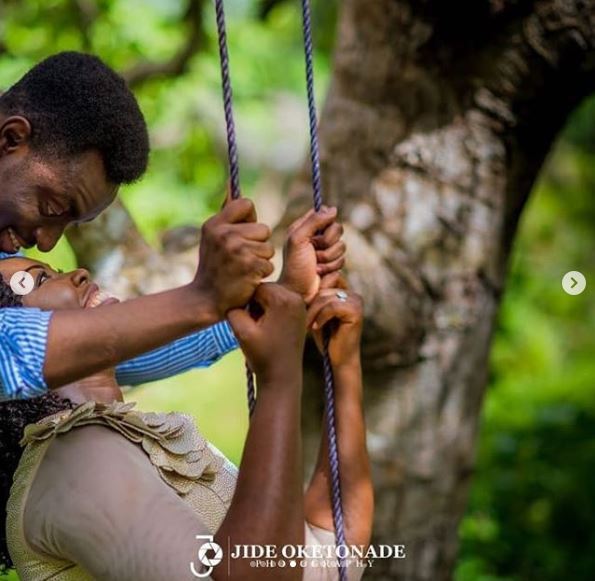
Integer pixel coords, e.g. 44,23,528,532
44,201,67,217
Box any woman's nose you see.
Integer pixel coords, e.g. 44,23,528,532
71,268,90,286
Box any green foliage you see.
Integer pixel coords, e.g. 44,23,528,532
0,2,592,580
456,96,595,581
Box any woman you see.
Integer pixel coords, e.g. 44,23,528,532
0,257,373,580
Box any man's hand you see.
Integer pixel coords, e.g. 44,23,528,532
194,198,274,319
279,207,346,305
228,283,307,384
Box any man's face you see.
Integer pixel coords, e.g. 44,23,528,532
0,148,118,254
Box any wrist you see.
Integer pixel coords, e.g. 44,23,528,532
332,352,362,374
178,284,220,328
256,360,303,391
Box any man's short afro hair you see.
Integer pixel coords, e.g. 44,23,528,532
0,51,149,184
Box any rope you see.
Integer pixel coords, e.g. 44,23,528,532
300,1,348,577
214,0,241,201
214,0,257,416
214,1,347,577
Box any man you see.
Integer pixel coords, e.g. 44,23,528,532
0,52,345,400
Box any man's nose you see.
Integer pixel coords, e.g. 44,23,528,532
35,225,65,252
71,268,90,286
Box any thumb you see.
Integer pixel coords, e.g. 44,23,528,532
292,206,337,242
220,179,233,210
227,308,255,343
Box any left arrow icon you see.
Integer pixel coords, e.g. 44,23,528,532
10,271,35,296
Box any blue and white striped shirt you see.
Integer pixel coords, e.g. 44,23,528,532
0,253,239,400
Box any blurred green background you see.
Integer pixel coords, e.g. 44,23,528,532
1,1,593,579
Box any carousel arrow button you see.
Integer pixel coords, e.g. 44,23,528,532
562,271,586,296
10,271,35,296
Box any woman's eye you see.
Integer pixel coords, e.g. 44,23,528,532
37,272,50,286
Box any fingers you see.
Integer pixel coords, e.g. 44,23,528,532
287,208,315,235
320,272,347,290
316,240,346,264
253,282,303,310
288,206,337,244
306,294,344,330
252,283,274,308
252,258,275,280
227,308,255,342
312,221,343,249
220,180,233,210
306,289,361,329
306,290,338,327
234,222,272,242
217,198,258,224
317,257,345,276
243,240,275,260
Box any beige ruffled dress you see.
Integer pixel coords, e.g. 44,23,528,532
6,401,365,581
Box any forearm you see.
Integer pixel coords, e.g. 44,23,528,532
45,285,218,388
304,355,374,547
213,370,304,580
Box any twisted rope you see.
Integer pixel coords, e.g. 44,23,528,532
214,1,346,576
300,1,347,577
214,0,241,201
214,0,257,416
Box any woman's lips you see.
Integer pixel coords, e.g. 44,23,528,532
84,286,121,309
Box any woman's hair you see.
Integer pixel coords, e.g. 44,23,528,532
0,276,22,308
0,273,72,574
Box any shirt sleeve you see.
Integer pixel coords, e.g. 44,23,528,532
0,307,52,400
115,320,239,387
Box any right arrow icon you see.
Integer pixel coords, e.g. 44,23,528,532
562,271,586,296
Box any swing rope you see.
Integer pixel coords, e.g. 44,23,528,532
214,1,347,577
299,0,348,576
214,0,257,416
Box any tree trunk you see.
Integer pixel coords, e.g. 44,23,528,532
280,1,595,579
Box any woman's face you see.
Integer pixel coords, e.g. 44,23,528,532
0,257,118,311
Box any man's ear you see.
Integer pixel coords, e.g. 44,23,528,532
0,116,32,156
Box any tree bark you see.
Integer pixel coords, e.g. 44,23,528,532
281,0,595,579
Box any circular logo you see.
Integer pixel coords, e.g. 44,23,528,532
197,541,223,568
10,271,35,296
562,271,587,296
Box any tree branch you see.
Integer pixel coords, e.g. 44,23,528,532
122,0,206,89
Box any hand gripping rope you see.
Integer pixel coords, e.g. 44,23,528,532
213,2,348,578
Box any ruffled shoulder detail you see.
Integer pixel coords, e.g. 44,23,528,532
21,401,224,496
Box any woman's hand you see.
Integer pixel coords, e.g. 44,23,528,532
227,283,307,384
307,279,363,369
278,207,345,305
